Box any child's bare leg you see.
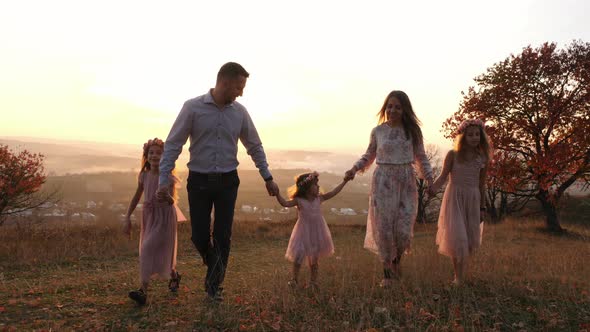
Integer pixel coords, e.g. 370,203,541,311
309,258,319,284
309,257,319,290
452,257,464,285
289,262,301,287
292,262,301,281
392,253,403,278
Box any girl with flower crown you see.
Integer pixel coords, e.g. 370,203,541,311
345,90,433,288
429,119,493,285
275,171,349,290
123,138,186,305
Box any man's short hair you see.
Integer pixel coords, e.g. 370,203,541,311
217,62,249,81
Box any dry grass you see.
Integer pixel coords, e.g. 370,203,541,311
1,217,589,331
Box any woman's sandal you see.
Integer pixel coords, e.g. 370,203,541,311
168,272,182,292
379,278,394,288
380,268,394,288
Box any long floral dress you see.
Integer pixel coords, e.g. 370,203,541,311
354,124,432,262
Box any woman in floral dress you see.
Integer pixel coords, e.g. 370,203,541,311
345,90,433,287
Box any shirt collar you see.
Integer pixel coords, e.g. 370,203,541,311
204,89,216,104
204,89,235,107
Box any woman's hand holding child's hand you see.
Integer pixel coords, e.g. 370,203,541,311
344,167,357,181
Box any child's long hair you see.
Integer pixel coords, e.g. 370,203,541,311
140,137,178,200
377,90,424,152
288,171,320,199
454,119,493,163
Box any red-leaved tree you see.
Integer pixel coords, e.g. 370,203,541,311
485,150,532,222
443,41,590,232
0,144,55,225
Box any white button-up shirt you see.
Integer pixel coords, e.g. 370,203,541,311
159,90,272,186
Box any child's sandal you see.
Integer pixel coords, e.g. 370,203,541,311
287,279,298,289
168,272,182,292
129,288,147,305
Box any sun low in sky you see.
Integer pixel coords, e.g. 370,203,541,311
1,0,589,155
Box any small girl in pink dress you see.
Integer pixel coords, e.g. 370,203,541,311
276,171,349,289
123,138,187,305
429,119,493,285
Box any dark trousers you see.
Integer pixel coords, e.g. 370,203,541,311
186,170,239,296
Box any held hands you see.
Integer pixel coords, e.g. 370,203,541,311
156,185,173,204
426,180,438,199
344,167,357,181
265,180,279,196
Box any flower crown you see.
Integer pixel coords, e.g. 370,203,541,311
456,119,485,135
297,171,319,187
143,137,164,154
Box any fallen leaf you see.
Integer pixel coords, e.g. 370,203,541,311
405,301,413,313
271,321,281,331
374,306,389,314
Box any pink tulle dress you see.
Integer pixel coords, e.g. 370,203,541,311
285,197,335,264
435,153,485,260
138,171,184,283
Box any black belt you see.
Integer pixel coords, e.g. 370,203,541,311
190,170,237,181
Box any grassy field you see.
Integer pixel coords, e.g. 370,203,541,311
1,217,589,331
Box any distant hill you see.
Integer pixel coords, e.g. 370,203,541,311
0,137,360,175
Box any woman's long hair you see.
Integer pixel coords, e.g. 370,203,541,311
377,90,424,151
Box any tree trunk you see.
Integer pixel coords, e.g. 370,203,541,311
486,189,500,223
536,191,564,232
499,192,508,220
487,200,499,223
416,195,426,224
416,179,426,224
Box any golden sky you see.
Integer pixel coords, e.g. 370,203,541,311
1,0,589,154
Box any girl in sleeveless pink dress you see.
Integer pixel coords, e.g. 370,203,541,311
430,119,492,285
123,138,187,305
276,171,349,289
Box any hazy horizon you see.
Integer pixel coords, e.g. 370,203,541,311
2,0,589,154
3,135,422,175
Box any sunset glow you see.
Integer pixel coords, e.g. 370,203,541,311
1,0,589,154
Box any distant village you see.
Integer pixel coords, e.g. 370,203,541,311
5,200,368,225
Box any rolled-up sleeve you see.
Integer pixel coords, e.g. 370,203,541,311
239,109,272,180
159,102,193,186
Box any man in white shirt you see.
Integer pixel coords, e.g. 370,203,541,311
157,62,279,302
